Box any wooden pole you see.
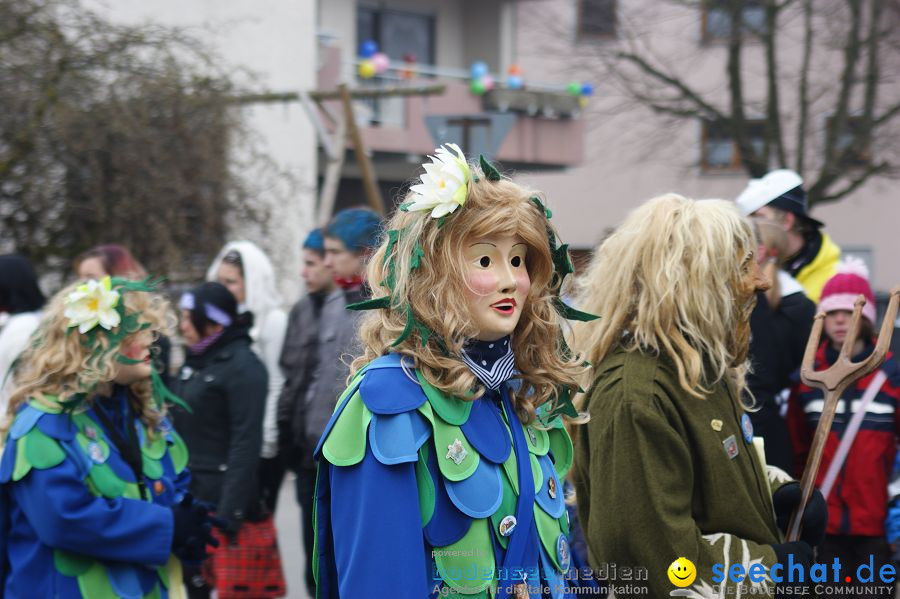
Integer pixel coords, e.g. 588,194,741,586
233,84,445,104
318,112,347,225
338,83,383,216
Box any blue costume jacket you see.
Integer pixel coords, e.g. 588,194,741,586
0,392,190,598
313,354,580,598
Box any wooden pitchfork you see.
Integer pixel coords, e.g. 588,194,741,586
786,286,900,542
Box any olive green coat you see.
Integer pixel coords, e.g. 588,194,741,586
575,345,793,598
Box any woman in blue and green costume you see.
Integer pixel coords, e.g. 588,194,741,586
314,144,595,598
0,276,219,598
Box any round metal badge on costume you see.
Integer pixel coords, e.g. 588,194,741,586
88,442,106,464
740,413,754,444
556,534,571,571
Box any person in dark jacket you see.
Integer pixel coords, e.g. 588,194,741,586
276,228,336,596
300,209,381,467
171,281,268,599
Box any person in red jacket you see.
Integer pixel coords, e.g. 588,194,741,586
787,258,900,597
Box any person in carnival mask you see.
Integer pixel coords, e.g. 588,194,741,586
313,145,594,598
0,276,217,598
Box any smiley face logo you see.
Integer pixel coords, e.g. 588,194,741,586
668,557,696,587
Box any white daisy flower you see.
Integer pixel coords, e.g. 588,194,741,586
64,276,121,333
405,143,471,218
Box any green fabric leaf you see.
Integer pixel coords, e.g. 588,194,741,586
76,561,118,598
416,370,472,425
547,427,574,479
143,585,162,599
142,453,163,480
26,398,63,414
12,438,32,482
23,428,66,470
489,469,518,550
415,445,435,527
542,387,578,422
530,453,543,494
524,426,549,456
116,354,143,365
552,243,574,277
534,505,567,573
410,241,425,271
390,304,416,347
168,431,189,473
142,432,167,460
346,296,391,311
53,549,93,577
123,482,143,500
151,368,191,413
479,155,502,182
398,202,413,212
552,298,600,322
529,196,552,219
321,391,371,466
383,229,401,292
433,518,495,593
88,462,126,498
417,402,478,482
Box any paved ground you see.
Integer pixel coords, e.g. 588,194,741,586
274,472,313,599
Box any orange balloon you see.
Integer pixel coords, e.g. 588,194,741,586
507,64,522,76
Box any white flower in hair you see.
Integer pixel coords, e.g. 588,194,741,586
64,276,121,333
405,143,471,218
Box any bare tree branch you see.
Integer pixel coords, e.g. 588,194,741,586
763,0,787,167
809,0,864,202
615,51,727,121
795,0,813,173
817,161,891,205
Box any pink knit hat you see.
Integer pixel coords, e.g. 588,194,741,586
819,257,876,323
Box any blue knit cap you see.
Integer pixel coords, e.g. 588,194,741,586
303,228,325,251
326,208,382,253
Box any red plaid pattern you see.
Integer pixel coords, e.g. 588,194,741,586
204,516,287,598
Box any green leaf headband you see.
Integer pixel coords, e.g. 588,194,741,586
60,276,190,413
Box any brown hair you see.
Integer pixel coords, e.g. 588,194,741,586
352,169,583,424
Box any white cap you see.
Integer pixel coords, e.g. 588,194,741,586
734,169,804,216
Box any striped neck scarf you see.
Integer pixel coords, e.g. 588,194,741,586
462,336,516,391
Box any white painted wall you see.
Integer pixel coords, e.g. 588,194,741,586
83,0,318,303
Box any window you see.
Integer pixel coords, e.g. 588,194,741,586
827,115,872,168
357,6,435,65
577,0,617,38
701,119,766,170
702,0,767,41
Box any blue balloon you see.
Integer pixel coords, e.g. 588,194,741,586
580,83,595,96
506,75,524,90
359,40,378,58
470,61,488,79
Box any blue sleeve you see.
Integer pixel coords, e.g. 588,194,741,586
330,444,428,598
11,457,173,566
173,464,191,503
